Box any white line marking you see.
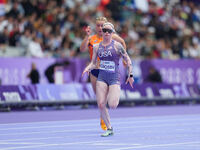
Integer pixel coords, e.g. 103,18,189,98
0,129,199,144
0,134,98,142
0,140,113,150
0,121,200,136
107,141,200,150
0,115,200,131
92,143,141,146
0,114,199,126
0,142,45,145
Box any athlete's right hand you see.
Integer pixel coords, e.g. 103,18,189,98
85,26,92,36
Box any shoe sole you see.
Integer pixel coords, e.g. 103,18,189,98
101,132,114,137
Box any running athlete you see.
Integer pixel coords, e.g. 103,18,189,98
82,22,134,137
80,17,126,131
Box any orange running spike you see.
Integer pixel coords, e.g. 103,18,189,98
100,118,107,130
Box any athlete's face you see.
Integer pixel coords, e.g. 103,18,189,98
102,25,113,39
96,21,105,36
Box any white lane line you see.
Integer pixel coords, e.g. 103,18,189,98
92,143,141,146
0,122,200,136
107,141,200,150
0,121,200,136
0,128,96,136
0,142,45,145
0,114,200,126
0,128,199,143
0,134,98,142
0,116,200,131
0,140,113,150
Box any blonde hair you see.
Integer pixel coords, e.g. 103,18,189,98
96,17,107,22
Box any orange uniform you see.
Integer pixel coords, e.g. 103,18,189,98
88,34,102,60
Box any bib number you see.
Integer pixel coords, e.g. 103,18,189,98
100,60,115,72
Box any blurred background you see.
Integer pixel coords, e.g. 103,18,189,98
0,0,200,111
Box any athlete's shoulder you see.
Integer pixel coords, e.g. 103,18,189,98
113,40,121,46
114,40,124,52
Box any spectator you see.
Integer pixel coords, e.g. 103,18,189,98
145,66,162,83
27,35,44,58
0,26,9,46
45,60,70,83
19,28,31,54
0,0,199,59
27,62,40,84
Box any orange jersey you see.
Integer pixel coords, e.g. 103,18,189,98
88,34,102,60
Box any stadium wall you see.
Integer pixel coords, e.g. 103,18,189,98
0,58,200,110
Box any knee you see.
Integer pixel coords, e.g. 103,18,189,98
108,101,119,109
98,101,106,110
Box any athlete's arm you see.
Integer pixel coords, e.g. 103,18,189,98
90,44,98,69
112,34,127,65
82,44,99,76
115,41,134,87
115,42,132,76
80,26,92,52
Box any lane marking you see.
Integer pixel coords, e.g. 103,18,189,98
0,140,113,150
92,143,141,146
107,141,200,150
0,134,98,142
0,122,200,136
0,129,199,143
0,142,45,145
0,114,200,126
0,116,200,131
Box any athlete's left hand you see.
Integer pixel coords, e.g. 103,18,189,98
82,67,90,77
126,76,134,88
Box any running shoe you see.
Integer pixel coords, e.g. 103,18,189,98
101,128,114,137
100,118,107,130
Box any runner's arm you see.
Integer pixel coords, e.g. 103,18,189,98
112,34,128,66
83,44,98,72
115,42,133,76
80,36,90,52
80,26,92,52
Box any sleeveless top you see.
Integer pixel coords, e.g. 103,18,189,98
97,40,120,74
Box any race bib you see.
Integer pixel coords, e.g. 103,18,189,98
100,60,115,72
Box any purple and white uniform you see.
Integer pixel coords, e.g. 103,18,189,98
97,40,121,85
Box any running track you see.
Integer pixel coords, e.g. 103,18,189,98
0,105,200,150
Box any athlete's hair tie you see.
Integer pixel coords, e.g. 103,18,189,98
103,22,115,33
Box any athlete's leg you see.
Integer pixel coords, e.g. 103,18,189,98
96,81,112,129
107,84,120,109
90,71,107,130
90,73,97,94
90,69,107,130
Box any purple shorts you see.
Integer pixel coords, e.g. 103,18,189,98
97,70,120,86
90,69,99,78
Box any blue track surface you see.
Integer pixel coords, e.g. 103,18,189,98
0,105,200,150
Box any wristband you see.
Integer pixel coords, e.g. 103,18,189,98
129,74,133,78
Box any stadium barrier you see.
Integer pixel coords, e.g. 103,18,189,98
0,83,200,111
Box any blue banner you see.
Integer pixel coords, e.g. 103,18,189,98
1,83,200,101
